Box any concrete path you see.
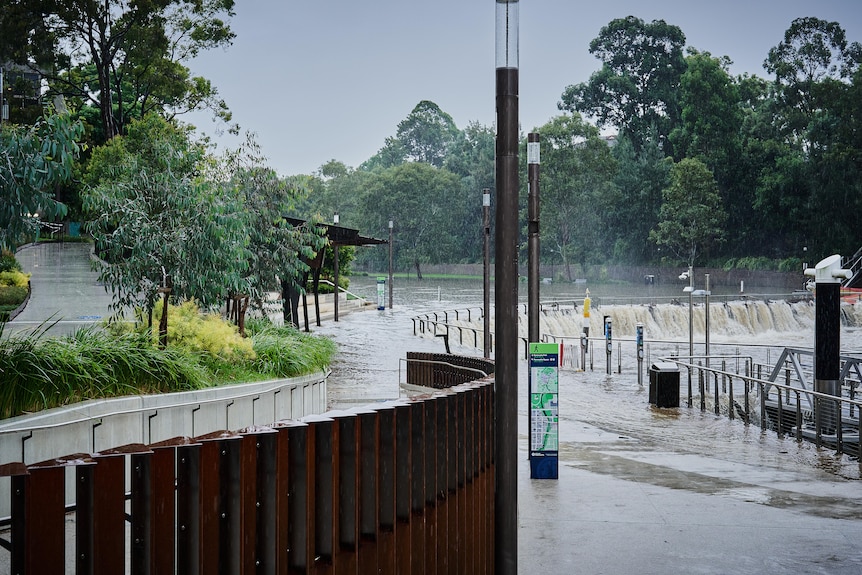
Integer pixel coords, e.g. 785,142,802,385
6,242,116,336
6,242,862,574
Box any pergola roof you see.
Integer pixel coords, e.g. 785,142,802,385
285,217,387,247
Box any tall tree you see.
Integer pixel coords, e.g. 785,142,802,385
610,132,670,263
559,16,686,156
213,136,326,312
649,158,727,268
396,100,462,167
360,162,461,278
443,121,496,263
0,1,236,142
765,16,861,137
83,114,248,314
0,112,83,248
534,114,619,280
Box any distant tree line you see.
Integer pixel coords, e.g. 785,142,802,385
297,16,862,278
3,10,861,296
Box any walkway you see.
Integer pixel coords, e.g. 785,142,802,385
5,242,862,573
7,242,116,336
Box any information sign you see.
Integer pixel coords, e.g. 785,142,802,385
529,342,560,479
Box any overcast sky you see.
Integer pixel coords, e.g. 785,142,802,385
187,0,862,176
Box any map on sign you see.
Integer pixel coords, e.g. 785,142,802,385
530,393,558,451
531,366,558,394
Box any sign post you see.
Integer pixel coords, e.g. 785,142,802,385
529,342,560,479
376,277,386,310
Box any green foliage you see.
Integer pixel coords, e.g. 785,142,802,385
147,300,256,362
0,326,208,419
533,113,619,278
650,158,727,268
0,270,31,287
0,286,28,306
83,114,249,312
560,16,686,156
0,250,21,273
0,112,83,248
360,162,462,278
0,314,335,419
245,318,336,378
1,1,237,143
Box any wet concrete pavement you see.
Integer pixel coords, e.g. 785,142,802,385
6,242,862,574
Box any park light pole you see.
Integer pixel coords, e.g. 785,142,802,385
388,219,394,309
483,189,491,358
333,213,339,322
495,1,519,573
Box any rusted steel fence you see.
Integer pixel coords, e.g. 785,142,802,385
0,355,495,575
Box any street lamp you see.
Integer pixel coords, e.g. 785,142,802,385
333,213,339,322
388,219,394,309
483,189,491,358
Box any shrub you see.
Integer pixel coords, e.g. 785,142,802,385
0,270,31,287
147,300,256,361
0,286,28,306
0,250,21,273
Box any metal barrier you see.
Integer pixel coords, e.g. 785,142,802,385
0,356,496,575
662,355,862,459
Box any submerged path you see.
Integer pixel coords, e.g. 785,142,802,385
320,302,862,574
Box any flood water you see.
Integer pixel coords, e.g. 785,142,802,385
317,275,862,483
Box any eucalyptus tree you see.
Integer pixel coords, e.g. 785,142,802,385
611,133,670,264
559,16,686,156
396,100,463,167
761,18,862,256
533,113,619,280
360,162,461,279
213,138,326,312
83,114,248,317
0,0,236,143
443,121,496,263
649,158,727,268
0,112,83,248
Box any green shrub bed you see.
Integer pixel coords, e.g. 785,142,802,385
0,310,336,419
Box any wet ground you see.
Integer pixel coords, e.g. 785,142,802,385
7,247,862,573
325,276,862,573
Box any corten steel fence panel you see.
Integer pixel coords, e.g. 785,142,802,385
422,396,439,575
356,408,380,574
13,461,69,572
333,412,360,575
375,404,397,575
0,358,495,575
309,416,336,575
287,422,313,575
410,400,426,575
394,403,412,575
434,393,450,575
176,443,202,575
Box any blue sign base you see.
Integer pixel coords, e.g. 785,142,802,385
530,453,558,479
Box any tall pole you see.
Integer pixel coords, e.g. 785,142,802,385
483,190,491,358
495,2,519,574
527,132,540,345
388,220,394,309
333,213,339,322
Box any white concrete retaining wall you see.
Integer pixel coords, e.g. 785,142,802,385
0,372,328,518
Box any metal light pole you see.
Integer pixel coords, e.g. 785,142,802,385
527,132,540,345
333,213,339,322
483,190,491,358
388,220,394,309
495,1,519,573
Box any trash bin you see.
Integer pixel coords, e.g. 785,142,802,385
649,361,680,408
